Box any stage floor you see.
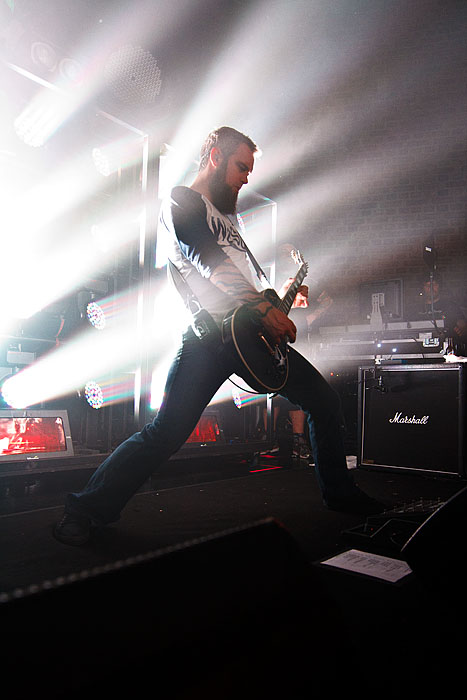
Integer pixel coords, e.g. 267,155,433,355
1,451,464,595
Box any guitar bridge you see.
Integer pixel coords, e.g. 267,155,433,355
259,335,287,373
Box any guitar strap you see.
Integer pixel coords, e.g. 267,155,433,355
167,221,271,345
167,221,270,313
167,258,201,315
167,259,221,343
235,233,271,289
241,242,270,288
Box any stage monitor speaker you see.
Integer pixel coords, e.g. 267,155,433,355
0,518,352,699
401,486,467,594
357,363,465,476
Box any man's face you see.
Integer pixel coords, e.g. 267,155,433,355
210,142,255,214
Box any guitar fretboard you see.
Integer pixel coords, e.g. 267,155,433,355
278,264,308,315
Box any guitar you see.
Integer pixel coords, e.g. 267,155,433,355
222,250,309,392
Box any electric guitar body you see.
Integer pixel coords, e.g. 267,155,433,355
222,251,309,393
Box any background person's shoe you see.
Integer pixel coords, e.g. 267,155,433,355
292,433,312,460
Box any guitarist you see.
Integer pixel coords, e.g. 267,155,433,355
54,126,383,546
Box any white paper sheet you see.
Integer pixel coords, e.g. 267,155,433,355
321,549,413,583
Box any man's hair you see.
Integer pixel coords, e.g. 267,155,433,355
198,126,257,170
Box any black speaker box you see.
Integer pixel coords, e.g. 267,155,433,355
0,518,356,699
357,363,466,476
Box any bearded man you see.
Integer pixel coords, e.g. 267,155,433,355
54,126,382,546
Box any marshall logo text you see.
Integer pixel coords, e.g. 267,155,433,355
389,412,429,425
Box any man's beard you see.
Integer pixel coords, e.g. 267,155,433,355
210,163,238,214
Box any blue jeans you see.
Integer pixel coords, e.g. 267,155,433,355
66,328,357,524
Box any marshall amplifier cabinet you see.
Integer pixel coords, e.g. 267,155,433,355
357,363,465,476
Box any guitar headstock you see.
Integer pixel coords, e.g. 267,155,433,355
291,249,308,270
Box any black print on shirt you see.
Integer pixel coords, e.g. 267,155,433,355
209,216,247,253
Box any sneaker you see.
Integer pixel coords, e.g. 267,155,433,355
260,440,280,456
53,512,93,546
292,433,312,460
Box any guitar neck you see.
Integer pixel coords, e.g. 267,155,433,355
278,264,308,316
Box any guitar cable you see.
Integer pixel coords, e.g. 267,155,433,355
228,375,277,397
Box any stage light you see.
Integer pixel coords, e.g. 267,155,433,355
91,136,145,177
0,370,14,409
92,147,112,177
86,301,106,330
0,200,141,325
13,104,51,148
0,322,134,409
84,381,104,410
230,384,263,409
58,57,83,85
83,373,137,410
0,280,185,410
13,91,74,148
30,42,57,72
232,387,242,409
1,374,27,409
104,44,162,105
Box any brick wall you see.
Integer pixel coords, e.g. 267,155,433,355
274,11,467,327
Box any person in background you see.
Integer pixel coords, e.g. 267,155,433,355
418,274,466,340
411,273,467,356
260,244,333,461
